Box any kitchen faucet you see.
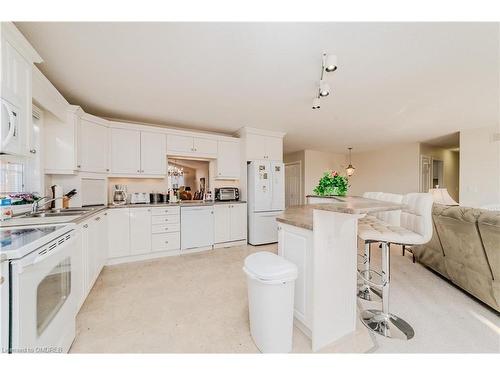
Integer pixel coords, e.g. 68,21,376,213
31,196,65,214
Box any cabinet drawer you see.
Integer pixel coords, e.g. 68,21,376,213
151,215,180,225
151,206,180,216
151,223,180,234
152,232,180,251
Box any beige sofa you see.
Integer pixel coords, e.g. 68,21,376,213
414,204,500,312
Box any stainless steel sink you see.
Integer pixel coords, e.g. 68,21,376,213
24,210,90,218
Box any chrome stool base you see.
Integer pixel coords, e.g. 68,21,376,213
357,285,382,301
361,309,415,340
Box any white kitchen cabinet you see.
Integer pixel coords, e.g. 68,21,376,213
79,118,109,173
245,133,283,161
167,134,217,158
107,208,131,259
214,203,247,243
130,208,152,255
216,140,240,179
110,128,141,174
141,131,166,175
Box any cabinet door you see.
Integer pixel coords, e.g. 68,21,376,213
216,141,240,179
107,208,131,258
214,204,230,243
1,38,29,108
265,136,283,161
246,133,267,160
80,119,109,173
167,134,193,153
98,213,108,271
130,208,152,255
141,131,166,175
110,128,141,174
229,203,247,241
85,218,99,290
79,223,90,306
193,137,217,155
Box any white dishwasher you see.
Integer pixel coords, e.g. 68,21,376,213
181,206,215,250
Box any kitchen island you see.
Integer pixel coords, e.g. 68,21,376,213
276,196,404,352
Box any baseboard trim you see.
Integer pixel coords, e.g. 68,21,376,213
214,239,247,249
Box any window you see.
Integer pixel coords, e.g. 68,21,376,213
0,159,24,193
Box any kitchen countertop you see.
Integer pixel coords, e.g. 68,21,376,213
276,196,405,230
107,201,246,209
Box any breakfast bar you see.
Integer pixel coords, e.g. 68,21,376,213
276,196,404,352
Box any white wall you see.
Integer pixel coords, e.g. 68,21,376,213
459,125,500,207
304,150,346,197
348,142,421,196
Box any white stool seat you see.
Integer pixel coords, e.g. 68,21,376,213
358,222,425,245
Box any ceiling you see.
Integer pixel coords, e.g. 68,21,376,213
16,22,499,153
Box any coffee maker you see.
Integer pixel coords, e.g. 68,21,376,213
113,184,127,205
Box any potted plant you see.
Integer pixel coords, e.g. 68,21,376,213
313,170,349,196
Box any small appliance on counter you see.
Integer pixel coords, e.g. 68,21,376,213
215,187,239,201
130,192,150,204
112,184,128,206
149,192,166,204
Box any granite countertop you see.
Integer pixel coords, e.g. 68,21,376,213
107,200,246,209
276,196,405,230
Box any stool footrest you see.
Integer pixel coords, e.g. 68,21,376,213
358,269,385,289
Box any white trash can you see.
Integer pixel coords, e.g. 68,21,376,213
243,251,298,353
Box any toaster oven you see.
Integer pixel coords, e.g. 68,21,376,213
215,187,239,201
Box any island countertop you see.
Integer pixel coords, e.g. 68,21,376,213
276,196,405,230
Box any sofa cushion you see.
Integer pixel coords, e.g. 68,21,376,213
478,210,500,307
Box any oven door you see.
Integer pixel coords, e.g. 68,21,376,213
10,230,77,353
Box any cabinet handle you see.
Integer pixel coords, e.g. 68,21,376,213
77,165,81,168
95,216,101,221
165,240,169,244
137,170,140,172
165,228,168,231
30,149,37,154
83,224,88,228
106,168,109,172
104,212,108,216
147,209,151,212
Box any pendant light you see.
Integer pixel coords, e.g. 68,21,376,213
346,147,355,177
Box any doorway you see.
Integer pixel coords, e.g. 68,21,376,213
285,161,302,207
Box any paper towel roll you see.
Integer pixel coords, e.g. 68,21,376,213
51,185,63,209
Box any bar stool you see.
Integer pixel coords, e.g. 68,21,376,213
357,192,403,301
358,193,433,340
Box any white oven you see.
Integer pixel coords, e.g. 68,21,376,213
9,229,77,353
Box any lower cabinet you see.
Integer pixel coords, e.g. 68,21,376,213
130,208,152,255
78,211,108,309
214,203,247,244
107,208,130,258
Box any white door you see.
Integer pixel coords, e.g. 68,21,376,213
265,136,283,161
214,204,230,243
216,140,240,179
130,208,152,255
141,131,166,175
97,213,108,273
80,119,108,173
285,162,301,207
271,161,285,210
167,134,193,154
420,155,432,193
86,218,99,289
107,208,131,258
181,206,214,250
229,203,247,241
193,137,217,155
110,128,141,174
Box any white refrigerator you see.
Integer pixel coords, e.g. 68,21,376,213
247,160,285,245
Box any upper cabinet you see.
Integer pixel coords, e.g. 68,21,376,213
238,127,285,162
216,140,240,179
167,134,217,158
109,125,166,177
1,23,42,156
79,116,109,173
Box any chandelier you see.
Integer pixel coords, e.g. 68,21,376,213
168,164,184,177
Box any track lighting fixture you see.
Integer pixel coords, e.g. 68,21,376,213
312,52,338,110
319,80,330,97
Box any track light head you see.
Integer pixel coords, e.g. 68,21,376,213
319,80,330,97
312,97,321,110
324,54,338,72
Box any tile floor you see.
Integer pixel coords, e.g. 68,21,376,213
70,243,500,353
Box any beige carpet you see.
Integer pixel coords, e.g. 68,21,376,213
70,244,373,353
70,243,500,353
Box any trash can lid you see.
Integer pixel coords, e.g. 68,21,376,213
243,251,298,281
